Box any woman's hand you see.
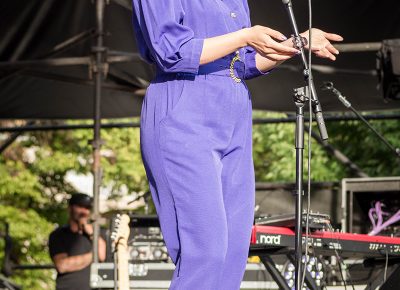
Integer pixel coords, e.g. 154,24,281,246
245,25,300,61
300,28,343,61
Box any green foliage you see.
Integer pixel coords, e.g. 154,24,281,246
0,206,55,290
252,110,347,182
0,118,149,289
252,110,400,181
0,160,44,207
326,116,400,177
66,118,148,197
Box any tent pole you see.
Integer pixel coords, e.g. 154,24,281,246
335,42,382,52
0,121,36,154
0,1,36,56
91,0,107,264
10,0,54,61
0,29,96,85
1,113,400,133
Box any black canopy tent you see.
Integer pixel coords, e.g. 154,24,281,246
1,0,400,120
1,0,400,272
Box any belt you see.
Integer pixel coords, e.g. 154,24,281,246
155,51,245,82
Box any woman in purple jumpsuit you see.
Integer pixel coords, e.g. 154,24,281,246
131,1,342,289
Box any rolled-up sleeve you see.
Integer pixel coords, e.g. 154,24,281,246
242,0,274,80
132,0,204,74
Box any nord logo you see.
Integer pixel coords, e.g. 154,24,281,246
259,235,281,245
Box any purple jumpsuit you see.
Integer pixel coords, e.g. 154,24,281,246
131,1,271,289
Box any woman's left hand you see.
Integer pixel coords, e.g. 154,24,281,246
300,28,343,61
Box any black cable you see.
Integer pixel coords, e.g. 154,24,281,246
327,224,356,290
336,257,349,290
300,0,313,287
384,250,389,282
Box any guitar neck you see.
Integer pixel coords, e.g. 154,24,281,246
117,243,130,290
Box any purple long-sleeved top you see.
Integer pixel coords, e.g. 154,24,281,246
131,0,270,80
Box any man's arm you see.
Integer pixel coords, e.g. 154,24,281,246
82,223,107,262
52,252,92,274
98,236,106,262
52,235,106,274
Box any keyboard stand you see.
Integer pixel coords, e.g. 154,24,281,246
249,246,322,290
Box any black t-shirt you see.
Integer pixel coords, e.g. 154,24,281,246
48,225,106,290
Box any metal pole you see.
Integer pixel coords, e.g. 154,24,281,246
10,0,54,61
91,0,106,264
0,0,36,56
0,53,142,70
1,113,400,133
293,87,307,290
322,82,400,161
334,42,382,52
282,0,328,141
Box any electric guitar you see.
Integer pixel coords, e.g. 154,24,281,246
111,214,131,290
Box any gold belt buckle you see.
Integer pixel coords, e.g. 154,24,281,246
229,50,242,83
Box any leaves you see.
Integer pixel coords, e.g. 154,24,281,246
0,118,149,289
252,110,347,182
0,205,55,289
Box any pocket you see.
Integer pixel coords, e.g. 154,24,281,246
158,77,190,126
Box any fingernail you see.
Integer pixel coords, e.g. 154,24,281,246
281,35,288,41
296,50,301,54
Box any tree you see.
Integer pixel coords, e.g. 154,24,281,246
0,117,149,289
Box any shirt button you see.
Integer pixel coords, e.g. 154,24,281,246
230,12,237,18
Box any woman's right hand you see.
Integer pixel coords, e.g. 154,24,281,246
245,25,300,61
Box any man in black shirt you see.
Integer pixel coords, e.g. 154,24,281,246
48,193,107,290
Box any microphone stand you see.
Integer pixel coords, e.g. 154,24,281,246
281,1,329,289
322,82,400,160
282,0,328,141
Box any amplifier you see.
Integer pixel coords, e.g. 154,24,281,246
341,177,400,235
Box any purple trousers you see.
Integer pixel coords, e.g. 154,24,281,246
140,60,255,290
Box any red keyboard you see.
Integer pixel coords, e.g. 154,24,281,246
250,225,400,258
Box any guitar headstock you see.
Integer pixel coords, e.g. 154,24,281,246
111,214,131,252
